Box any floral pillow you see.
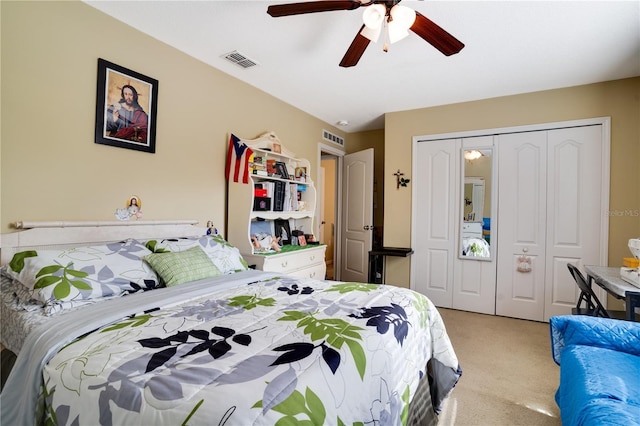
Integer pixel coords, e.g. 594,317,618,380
4,239,160,307
144,235,248,275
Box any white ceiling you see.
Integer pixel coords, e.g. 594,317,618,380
85,0,640,133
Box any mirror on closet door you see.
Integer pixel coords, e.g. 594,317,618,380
460,148,493,260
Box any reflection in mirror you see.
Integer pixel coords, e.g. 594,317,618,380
461,149,492,259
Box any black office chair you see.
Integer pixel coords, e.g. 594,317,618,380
626,291,640,322
568,263,627,319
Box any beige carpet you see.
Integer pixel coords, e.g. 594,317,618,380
436,308,561,426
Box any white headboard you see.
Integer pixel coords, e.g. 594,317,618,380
0,220,206,265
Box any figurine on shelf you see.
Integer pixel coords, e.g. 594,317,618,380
115,195,143,221
206,221,218,236
127,196,143,219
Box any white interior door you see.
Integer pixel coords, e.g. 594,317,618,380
340,149,374,282
496,131,548,321
412,139,459,307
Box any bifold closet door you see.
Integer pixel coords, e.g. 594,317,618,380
496,126,604,321
412,139,459,308
496,132,548,321
544,126,603,320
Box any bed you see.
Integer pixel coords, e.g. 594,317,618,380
0,221,461,425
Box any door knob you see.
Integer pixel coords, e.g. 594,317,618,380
363,225,375,231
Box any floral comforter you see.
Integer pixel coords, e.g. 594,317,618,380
2,271,460,425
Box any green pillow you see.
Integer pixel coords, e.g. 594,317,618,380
144,246,221,287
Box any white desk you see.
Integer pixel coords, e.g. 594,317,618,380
584,265,640,321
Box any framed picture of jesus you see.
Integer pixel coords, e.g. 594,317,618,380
95,58,158,153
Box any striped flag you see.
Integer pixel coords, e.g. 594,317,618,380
225,134,253,184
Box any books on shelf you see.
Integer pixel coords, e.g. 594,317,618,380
273,181,285,211
254,181,302,213
288,183,298,211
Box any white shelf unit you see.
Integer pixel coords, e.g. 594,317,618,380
227,132,326,279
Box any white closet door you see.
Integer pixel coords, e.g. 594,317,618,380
544,126,603,320
497,126,604,321
412,139,459,307
453,136,497,315
496,132,548,321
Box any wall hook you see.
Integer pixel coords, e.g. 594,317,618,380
394,169,410,189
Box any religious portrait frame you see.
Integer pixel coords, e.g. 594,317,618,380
95,58,158,153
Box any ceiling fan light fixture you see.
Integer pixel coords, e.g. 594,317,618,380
387,21,410,44
388,5,416,44
390,5,416,29
362,4,386,29
360,24,382,42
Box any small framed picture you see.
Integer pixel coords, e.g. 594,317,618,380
272,142,282,153
298,235,307,246
274,161,289,179
274,219,292,245
295,167,307,182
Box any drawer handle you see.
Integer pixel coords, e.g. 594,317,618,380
309,271,316,278
281,261,288,268
309,256,315,261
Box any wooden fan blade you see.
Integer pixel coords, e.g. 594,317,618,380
411,11,464,56
267,1,362,17
339,25,370,67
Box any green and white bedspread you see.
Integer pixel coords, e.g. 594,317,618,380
2,271,460,425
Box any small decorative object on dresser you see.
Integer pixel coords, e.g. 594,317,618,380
226,131,326,279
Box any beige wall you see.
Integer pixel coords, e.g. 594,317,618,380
0,1,345,234
383,78,640,291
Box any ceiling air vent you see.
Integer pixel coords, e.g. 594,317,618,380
222,50,258,69
322,129,344,147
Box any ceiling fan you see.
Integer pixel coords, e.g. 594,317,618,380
267,0,465,67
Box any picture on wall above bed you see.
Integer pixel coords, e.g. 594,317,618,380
94,58,158,153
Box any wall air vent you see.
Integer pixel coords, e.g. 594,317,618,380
322,129,344,147
222,50,258,69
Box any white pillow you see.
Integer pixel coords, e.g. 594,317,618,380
144,235,248,275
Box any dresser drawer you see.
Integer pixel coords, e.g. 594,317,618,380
263,246,324,273
246,245,326,277
462,221,483,238
286,262,326,280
